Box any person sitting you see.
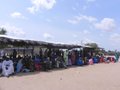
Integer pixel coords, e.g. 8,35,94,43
110,57,115,63
104,57,110,63
51,51,58,68
16,56,23,73
93,56,99,63
28,56,35,72
99,55,105,63
60,57,67,68
0,59,2,75
88,57,93,65
56,56,66,68
77,57,83,66
2,56,14,77
22,55,33,73
42,57,51,71
55,56,61,68
33,55,41,71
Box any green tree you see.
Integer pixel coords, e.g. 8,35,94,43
0,27,7,35
0,27,7,49
85,43,98,48
85,43,102,54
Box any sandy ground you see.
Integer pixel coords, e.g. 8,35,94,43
0,63,120,90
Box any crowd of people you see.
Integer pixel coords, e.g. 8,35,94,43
0,48,119,77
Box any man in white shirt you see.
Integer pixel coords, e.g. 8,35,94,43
2,56,14,77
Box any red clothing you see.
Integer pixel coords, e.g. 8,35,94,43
100,57,104,63
35,64,41,71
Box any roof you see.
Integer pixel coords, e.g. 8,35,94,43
0,35,82,49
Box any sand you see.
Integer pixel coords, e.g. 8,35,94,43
0,63,120,90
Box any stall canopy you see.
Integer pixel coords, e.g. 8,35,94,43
0,35,82,49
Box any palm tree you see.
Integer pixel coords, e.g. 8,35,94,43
0,27,7,35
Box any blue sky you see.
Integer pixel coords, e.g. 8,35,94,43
0,0,120,50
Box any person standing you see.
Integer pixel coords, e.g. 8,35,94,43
13,49,17,59
63,50,68,66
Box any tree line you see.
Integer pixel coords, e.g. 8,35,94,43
0,27,7,35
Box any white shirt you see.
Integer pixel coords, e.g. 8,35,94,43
2,60,14,76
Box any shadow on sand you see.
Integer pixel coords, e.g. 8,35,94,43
1,65,92,78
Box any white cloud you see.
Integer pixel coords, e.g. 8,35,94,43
87,0,96,3
72,30,90,38
73,34,78,38
78,15,97,23
27,7,36,14
43,33,54,40
94,18,116,32
10,12,25,19
83,0,96,10
83,30,90,34
83,38,96,44
67,19,79,24
67,39,95,45
27,0,56,14
0,23,25,37
110,33,120,43
68,15,97,24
